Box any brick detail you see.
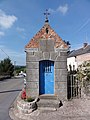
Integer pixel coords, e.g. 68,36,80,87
25,23,68,49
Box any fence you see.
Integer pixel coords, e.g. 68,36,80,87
67,74,81,99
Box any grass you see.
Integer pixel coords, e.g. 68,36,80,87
25,97,35,102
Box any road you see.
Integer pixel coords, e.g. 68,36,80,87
0,78,23,120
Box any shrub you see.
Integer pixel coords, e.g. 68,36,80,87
26,97,34,102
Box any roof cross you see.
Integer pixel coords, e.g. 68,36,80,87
44,9,50,22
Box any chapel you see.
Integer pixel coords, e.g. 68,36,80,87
25,10,68,102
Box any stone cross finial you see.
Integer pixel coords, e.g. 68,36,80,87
44,9,50,22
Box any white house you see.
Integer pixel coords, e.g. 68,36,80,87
67,43,90,71
67,56,77,71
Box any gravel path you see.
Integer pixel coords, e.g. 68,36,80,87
10,98,90,120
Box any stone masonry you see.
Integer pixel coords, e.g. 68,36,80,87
25,21,68,101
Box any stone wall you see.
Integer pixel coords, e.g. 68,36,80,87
17,94,37,114
54,52,67,100
26,40,68,100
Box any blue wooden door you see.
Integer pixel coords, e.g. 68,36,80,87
39,60,54,95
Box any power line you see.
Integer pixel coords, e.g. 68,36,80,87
0,48,14,61
0,48,10,58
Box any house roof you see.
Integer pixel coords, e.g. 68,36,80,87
25,22,68,49
68,45,90,57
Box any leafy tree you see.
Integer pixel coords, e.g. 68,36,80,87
0,58,14,76
77,61,90,87
63,40,71,53
77,61,90,95
77,61,90,80
63,40,71,46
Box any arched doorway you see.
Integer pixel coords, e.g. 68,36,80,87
39,60,54,95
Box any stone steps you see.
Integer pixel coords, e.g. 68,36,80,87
37,95,62,109
39,95,58,100
38,107,57,112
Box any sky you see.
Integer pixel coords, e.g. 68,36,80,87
0,0,90,65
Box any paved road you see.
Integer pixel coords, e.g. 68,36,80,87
0,78,23,120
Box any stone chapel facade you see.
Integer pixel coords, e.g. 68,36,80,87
25,20,68,101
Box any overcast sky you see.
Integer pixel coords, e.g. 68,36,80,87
0,0,90,65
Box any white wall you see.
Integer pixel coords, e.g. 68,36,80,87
67,57,77,71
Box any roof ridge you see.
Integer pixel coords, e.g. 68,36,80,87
68,44,90,57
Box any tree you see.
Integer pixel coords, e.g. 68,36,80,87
63,40,71,46
77,61,90,81
77,61,90,96
0,58,14,76
63,40,71,53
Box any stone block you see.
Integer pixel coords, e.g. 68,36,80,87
37,99,60,108
26,69,39,82
61,75,67,82
34,52,43,61
25,48,39,52
26,62,39,69
55,89,67,100
55,48,68,52
55,73,67,82
56,56,67,62
17,98,37,114
55,61,67,69
60,52,67,56
55,69,67,77
55,74,67,82
43,52,50,60
26,52,43,62
39,40,47,52
26,69,39,76
26,55,37,62
26,52,33,59
50,52,58,61
46,39,54,52
26,52,35,56
26,81,39,89
26,73,39,82
39,40,54,52
26,88,39,97
55,81,67,89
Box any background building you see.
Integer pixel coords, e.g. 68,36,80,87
67,43,90,71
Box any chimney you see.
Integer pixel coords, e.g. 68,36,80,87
83,43,88,48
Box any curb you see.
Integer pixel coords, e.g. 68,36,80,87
9,104,39,120
9,107,20,120
9,92,24,120
9,98,23,120
9,93,38,120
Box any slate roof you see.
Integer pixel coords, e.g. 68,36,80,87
68,45,90,57
25,22,68,49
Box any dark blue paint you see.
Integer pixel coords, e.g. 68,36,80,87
39,60,54,95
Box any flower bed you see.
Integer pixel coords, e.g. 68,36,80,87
17,98,37,114
16,90,37,114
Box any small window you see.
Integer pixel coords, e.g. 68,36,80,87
46,28,49,34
